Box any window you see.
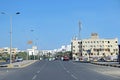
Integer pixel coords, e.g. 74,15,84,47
97,53,99,55
111,53,113,55
91,53,93,55
103,53,105,55
97,41,99,43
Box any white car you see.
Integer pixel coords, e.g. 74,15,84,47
15,57,23,62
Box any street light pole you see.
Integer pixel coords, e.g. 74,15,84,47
1,12,20,64
10,15,12,64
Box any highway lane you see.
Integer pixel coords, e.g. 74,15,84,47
0,60,47,80
0,60,120,80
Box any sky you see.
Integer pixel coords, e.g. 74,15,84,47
0,0,120,50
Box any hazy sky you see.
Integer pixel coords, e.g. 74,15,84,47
0,0,120,50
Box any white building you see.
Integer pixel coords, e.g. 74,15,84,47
0,47,18,55
27,46,38,55
57,45,71,52
71,33,119,61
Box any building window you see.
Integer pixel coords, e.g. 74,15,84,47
97,53,99,55
90,45,93,47
97,41,99,43
73,50,75,52
103,53,105,55
108,41,110,43
91,53,93,55
111,53,113,55
102,41,104,43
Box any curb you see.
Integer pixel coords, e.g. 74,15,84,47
91,62,120,68
7,60,37,68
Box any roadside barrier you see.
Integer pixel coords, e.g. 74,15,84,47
91,62,120,68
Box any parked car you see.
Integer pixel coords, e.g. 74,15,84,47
15,57,23,62
98,58,106,62
6,58,10,62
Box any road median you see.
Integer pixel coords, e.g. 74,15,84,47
7,60,37,68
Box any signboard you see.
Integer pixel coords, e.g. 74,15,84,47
27,40,33,44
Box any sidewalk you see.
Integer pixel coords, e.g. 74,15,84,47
91,62,120,68
0,60,37,68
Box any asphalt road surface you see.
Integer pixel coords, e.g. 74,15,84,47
0,60,120,80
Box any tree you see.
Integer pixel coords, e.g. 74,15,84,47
16,52,27,60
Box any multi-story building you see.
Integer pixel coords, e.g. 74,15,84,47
0,47,18,59
27,46,39,56
71,33,119,61
0,47,18,55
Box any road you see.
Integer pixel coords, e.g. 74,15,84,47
0,60,120,80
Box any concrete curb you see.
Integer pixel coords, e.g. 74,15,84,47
7,60,37,68
91,62,120,68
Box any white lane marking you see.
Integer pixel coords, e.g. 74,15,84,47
71,74,78,80
37,71,40,73
59,61,67,70
39,62,47,72
66,70,70,73
32,75,37,80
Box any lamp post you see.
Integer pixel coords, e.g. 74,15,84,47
1,12,20,64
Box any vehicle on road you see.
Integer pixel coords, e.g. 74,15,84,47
63,56,69,61
15,57,23,62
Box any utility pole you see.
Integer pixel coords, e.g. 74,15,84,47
78,21,82,40
1,12,20,64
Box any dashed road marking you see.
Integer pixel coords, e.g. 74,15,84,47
32,75,37,80
37,71,40,73
66,70,70,73
71,74,78,80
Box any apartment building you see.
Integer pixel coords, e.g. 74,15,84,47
0,47,18,54
27,46,39,55
71,33,119,61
